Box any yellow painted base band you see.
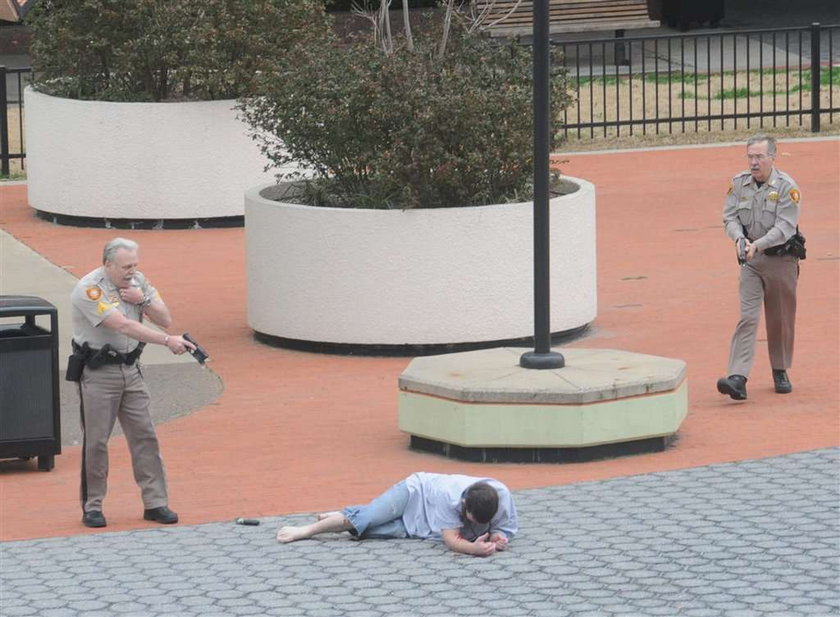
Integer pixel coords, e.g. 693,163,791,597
398,380,688,448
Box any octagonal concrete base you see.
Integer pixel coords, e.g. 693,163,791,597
398,347,688,463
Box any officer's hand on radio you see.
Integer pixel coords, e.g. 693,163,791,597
164,334,196,355
119,286,145,305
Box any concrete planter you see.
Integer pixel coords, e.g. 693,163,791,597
24,88,278,224
245,177,597,352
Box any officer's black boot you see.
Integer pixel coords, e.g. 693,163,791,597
772,369,792,394
716,374,748,400
82,510,106,528
144,506,179,524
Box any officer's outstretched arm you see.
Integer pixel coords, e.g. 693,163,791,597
101,311,194,354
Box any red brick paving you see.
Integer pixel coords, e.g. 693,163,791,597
1,139,837,541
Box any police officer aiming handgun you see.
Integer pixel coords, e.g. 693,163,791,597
718,134,804,401
69,237,197,528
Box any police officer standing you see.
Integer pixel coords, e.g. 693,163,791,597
69,237,195,528
717,134,802,401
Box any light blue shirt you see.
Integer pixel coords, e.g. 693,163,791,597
402,472,518,540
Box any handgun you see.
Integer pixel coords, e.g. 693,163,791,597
737,238,747,266
182,332,210,365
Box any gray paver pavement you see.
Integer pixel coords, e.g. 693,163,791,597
2,448,838,617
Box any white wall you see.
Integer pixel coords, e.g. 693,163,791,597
246,178,597,346
25,88,278,219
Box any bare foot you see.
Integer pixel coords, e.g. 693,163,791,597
276,526,312,543
317,511,341,521
277,513,352,543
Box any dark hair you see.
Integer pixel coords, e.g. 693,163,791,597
463,482,499,524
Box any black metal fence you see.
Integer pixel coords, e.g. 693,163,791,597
2,24,839,173
1,65,31,176
553,22,839,140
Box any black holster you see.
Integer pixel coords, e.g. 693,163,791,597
66,341,90,382
86,344,120,370
765,229,807,260
743,224,807,260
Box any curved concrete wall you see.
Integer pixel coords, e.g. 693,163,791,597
24,88,277,220
246,177,597,347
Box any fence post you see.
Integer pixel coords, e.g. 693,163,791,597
614,29,628,66
810,23,821,132
0,66,10,176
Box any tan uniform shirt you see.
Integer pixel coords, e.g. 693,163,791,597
723,167,801,253
71,267,160,353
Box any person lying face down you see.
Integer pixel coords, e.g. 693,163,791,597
276,472,518,557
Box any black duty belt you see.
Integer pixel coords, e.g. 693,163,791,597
745,224,806,259
763,244,787,256
72,340,146,369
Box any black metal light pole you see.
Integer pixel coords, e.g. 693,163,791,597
520,0,564,370
0,66,10,177
810,23,821,133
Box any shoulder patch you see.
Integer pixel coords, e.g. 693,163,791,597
789,188,801,204
96,300,114,315
727,182,733,195
85,287,102,301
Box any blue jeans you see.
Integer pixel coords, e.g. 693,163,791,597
342,480,409,539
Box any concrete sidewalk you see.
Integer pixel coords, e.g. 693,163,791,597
2,448,837,617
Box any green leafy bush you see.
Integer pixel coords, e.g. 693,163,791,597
240,18,571,209
27,0,329,102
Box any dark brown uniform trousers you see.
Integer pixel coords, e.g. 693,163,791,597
727,252,798,378
79,363,168,513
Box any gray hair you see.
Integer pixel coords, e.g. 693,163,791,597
746,133,777,157
102,237,139,264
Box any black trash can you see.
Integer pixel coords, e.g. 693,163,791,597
0,295,61,471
